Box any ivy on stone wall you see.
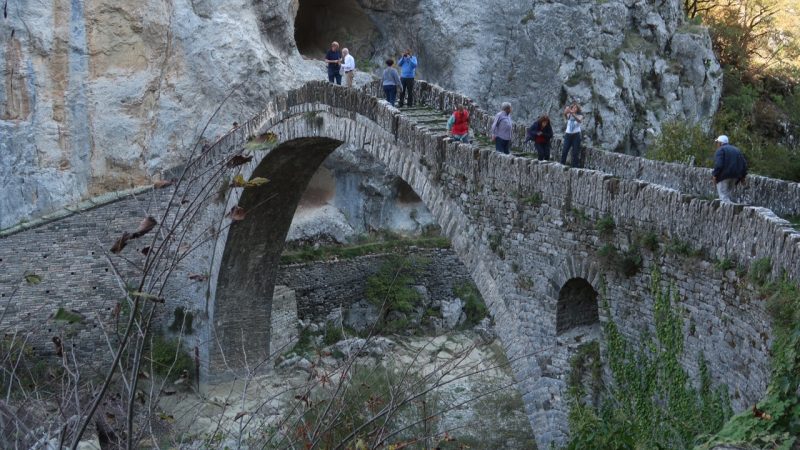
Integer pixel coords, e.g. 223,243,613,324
567,269,732,449
699,274,800,449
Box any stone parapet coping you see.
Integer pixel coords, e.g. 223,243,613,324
0,185,154,238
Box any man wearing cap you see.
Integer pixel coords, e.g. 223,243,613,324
712,135,748,203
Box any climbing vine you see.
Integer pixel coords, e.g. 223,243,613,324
567,269,732,449
700,273,800,450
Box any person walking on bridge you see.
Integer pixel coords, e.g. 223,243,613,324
398,49,418,108
341,48,356,88
560,101,583,167
382,59,402,106
712,135,748,203
525,115,554,161
447,104,471,143
325,41,342,85
491,102,513,154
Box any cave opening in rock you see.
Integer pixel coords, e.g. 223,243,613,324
294,0,380,61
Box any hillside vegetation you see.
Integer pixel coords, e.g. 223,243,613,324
649,0,800,181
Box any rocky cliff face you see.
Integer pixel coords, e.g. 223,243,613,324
352,0,721,153
0,0,720,229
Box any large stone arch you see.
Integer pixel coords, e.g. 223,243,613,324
209,137,343,375
203,103,518,390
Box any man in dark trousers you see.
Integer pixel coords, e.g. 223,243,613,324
398,49,418,107
712,135,748,203
325,41,342,85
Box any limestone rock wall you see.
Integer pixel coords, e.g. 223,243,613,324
0,0,314,229
355,0,721,153
276,248,473,323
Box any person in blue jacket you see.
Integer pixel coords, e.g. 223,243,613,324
712,135,748,203
324,41,342,85
398,49,418,108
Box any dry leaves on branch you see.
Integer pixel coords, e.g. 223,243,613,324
24,273,42,285
230,174,269,188
153,179,174,189
229,206,247,221
752,405,772,420
129,291,165,303
226,154,253,168
110,216,158,254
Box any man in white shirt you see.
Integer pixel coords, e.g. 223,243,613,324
342,48,356,88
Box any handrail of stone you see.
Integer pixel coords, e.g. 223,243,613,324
303,80,800,284
5,77,798,256
363,79,800,218
0,185,155,238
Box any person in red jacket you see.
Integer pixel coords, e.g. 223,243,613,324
447,104,470,143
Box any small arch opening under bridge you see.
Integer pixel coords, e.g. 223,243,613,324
556,278,599,335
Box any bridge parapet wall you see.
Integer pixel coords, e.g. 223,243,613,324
363,79,800,218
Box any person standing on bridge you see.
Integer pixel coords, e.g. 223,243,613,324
525,115,554,161
491,102,513,154
447,104,471,143
341,48,356,88
382,59,402,106
398,49,418,108
325,41,343,85
712,135,748,203
560,101,583,167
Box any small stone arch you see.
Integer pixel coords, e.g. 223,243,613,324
548,256,602,335
556,278,599,334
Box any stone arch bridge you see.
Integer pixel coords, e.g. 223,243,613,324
2,81,800,447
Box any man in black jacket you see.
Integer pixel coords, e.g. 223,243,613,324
712,135,748,203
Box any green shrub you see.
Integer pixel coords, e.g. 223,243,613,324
598,244,618,261
647,121,712,166
148,335,194,381
488,233,502,253
666,238,702,257
619,248,643,277
365,256,427,329
53,308,83,324
715,258,735,271
323,322,344,346
523,192,543,207
168,306,194,334
638,232,660,252
453,282,488,327
748,257,772,286
595,214,616,235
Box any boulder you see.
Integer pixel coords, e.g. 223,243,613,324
344,300,381,334
441,298,465,330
